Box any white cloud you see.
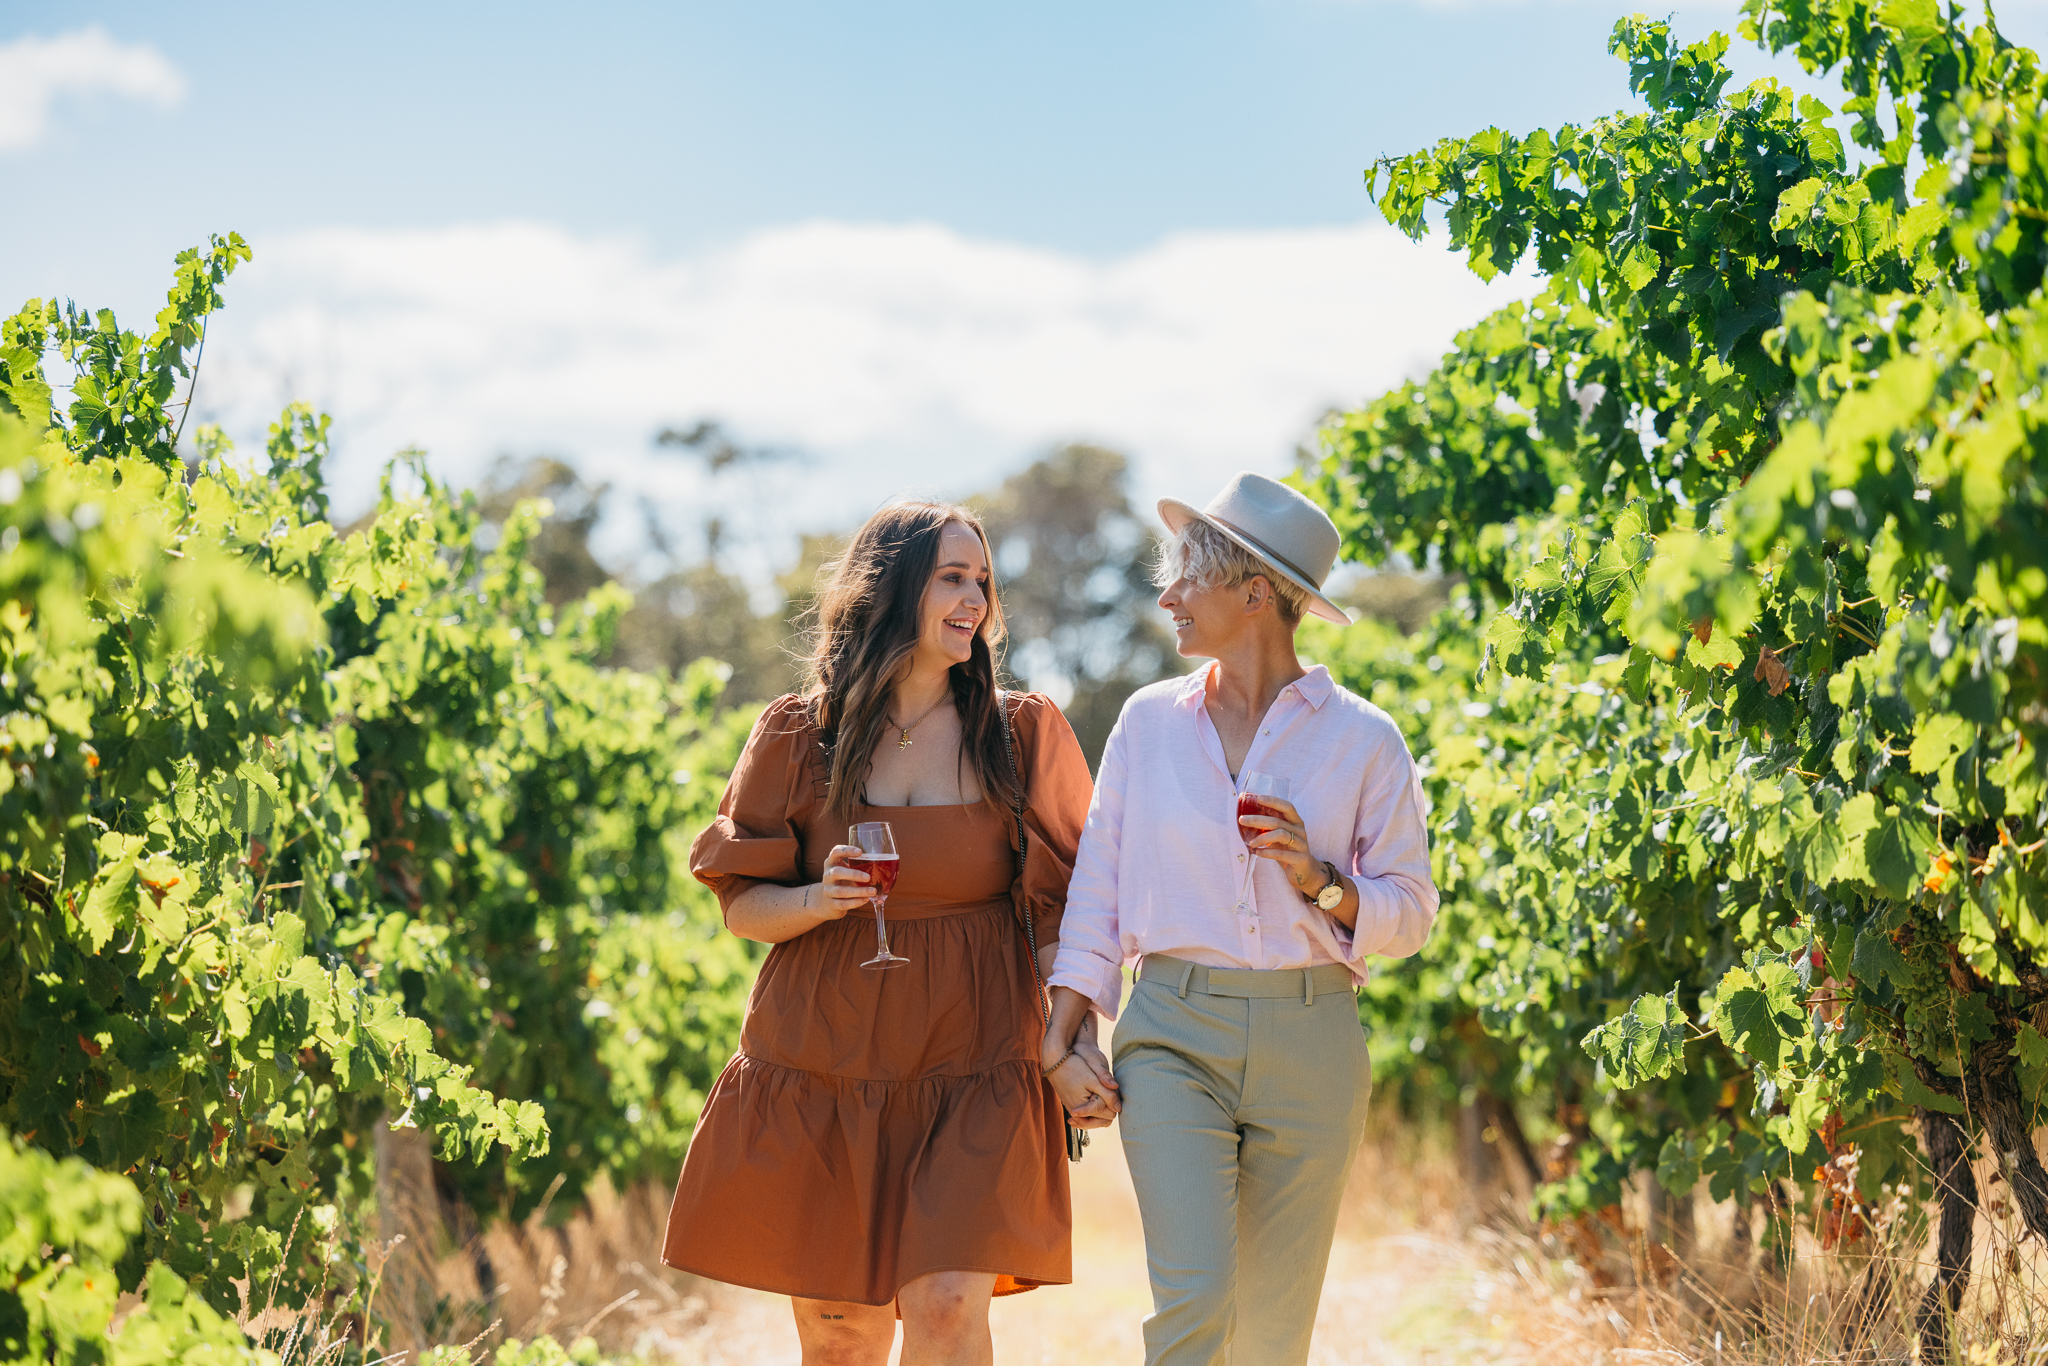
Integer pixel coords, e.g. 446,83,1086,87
0,27,186,153
199,218,1535,573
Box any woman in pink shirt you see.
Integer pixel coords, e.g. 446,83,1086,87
1042,472,1438,1366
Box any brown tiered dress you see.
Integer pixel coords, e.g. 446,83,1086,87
661,692,1091,1305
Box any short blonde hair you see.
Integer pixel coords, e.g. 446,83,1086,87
1154,519,1309,627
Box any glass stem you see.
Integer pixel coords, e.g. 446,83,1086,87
872,901,890,957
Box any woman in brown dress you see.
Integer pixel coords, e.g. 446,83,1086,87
663,501,1103,1365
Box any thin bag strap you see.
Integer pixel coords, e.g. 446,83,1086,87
998,693,1089,1163
995,691,1050,1031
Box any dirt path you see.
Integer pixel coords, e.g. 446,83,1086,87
659,1127,1509,1365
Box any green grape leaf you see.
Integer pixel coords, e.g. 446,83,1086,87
1826,792,1882,885
1656,1124,1718,1195
1616,242,1662,292
1482,605,1554,677
1865,807,1933,901
1686,627,1744,671
1908,712,1973,775
1520,555,1567,591
1835,791,1881,842
93,1090,167,1170
1879,0,1944,55
1587,501,1653,626
1621,645,1654,702
1850,926,1912,989
272,911,306,962
1583,986,1690,1086
1953,992,1997,1044
1710,959,1805,1071
80,836,145,953
1797,808,1845,885
1772,177,1825,236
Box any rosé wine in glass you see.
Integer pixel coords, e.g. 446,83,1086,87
849,823,908,970
1234,773,1292,910
1236,793,1279,846
846,854,900,900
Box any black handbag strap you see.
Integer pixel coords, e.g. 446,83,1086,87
994,692,1048,1029
996,692,1087,1162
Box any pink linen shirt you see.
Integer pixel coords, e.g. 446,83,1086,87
1048,662,1438,1020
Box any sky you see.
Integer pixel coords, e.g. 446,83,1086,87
6,0,2045,578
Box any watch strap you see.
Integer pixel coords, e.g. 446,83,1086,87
1303,859,1342,907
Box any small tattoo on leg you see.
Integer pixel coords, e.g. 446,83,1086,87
819,1313,843,1319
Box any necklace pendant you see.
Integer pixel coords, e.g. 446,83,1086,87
898,729,913,750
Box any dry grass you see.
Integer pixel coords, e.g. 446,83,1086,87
370,1115,2048,1365
371,1169,720,1360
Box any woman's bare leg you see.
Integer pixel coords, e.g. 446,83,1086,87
791,1297,895,1366
897,1271,998,1366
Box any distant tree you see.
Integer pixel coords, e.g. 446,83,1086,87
611,559,796,703
616,422,808,701
775,529,845,659
471,452,796,702
654,419,796,472
472,440,1186,746
474,456,612,606
973,444,1184,768
1339,570,1452,636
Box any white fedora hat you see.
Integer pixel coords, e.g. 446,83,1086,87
1158,472,1351,626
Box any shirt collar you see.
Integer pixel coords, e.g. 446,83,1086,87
1172,665,1212,709
1292,664,1336,710
1173,662,1335,710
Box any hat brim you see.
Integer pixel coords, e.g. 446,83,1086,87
1158,497,1352,626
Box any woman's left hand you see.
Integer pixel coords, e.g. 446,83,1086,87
1238,797,1324,898
1047,1044,1120,1128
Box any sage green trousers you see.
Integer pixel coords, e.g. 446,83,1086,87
1111,955,1373,1366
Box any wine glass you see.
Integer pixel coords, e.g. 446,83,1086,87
1235,773,1292,910
848,822,908,971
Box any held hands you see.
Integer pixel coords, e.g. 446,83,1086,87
814,845,878,921
1043,1032,1120,1129
1238,797,1323,896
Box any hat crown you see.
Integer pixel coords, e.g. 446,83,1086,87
1202,473,1339,590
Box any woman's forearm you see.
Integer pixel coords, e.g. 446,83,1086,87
1038,946,1101,1038
726,843,876,942
724,879,842,944
1045,984,1094,1061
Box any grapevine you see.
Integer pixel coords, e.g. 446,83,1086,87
0,238,754,1351
1300,0,2048,1333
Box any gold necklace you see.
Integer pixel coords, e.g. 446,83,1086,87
889,695,950,750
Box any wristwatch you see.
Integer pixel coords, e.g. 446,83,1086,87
1304,860,1344,911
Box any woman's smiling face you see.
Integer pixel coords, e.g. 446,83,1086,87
916,520,991,668
1156,570,1243,660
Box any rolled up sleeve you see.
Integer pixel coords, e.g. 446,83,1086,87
1339,726,1438,962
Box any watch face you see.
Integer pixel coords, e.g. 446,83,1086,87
1316,883,1343,910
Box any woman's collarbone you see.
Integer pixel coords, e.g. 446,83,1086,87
865,738,982,807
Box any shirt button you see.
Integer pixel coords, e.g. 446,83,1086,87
1236,853,1244,862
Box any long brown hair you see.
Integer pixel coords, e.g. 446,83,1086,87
803,502,1020,821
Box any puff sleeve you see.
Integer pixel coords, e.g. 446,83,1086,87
1011,693,1092,946
688,695,819,918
